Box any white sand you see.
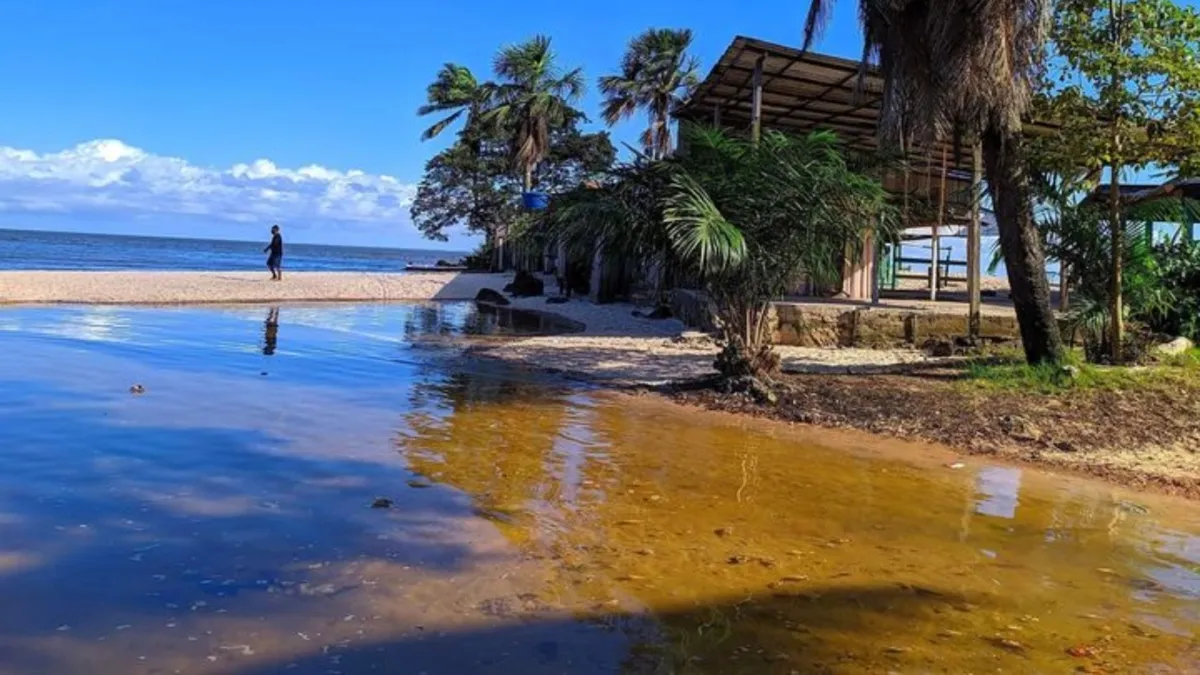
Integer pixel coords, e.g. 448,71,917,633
0,270,945,386
480,283,946,387
0,271,509,305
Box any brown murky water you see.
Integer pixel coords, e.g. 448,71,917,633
1,305,1197,674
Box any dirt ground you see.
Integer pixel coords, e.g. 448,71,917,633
668,370,1200,499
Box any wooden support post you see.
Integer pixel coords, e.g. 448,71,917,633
712,104,722,128
931,148,948,302
871,221,882,305
968,142,983,339
750,54,764,144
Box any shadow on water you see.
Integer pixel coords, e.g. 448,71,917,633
224,585,970,674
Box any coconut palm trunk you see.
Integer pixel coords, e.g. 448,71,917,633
1108,159,1123,362
981,126,1064,363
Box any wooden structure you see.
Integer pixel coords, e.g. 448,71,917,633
674,36,1060,336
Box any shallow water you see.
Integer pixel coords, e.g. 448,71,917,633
0,304,1197,674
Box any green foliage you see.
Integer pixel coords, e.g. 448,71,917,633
410,125,614,243
532,125,894,384
1042,0,1200,176
462,241,496,271
410,138,515,243
598,28,700,160
482,35,587,189
1032,0,1200,361
1146,240,1200,340
1014,171,1200,361
417,63,490,141
966,352,1200,394
411,41,614,245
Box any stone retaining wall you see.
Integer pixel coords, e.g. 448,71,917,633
672,289,1022,348
775,303,1022,347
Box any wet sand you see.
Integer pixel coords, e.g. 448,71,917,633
0,270,508,304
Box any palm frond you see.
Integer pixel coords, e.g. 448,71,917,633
663,171,747,275
598,28,698,156
420,110,465,142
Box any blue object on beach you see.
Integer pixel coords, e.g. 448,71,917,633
522,191,550,210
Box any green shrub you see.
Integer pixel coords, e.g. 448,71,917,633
1144,240,1200,341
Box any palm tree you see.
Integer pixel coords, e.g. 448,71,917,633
665,127,893,392
535,126,893,395
482,35,586,192
599,28,700,160
417,63,491,141
802,0,1065,364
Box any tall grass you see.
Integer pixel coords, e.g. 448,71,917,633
966,348,1200,394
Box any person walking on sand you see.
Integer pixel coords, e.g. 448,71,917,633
264,225,284,280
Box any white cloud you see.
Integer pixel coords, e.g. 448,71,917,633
0,139,417,226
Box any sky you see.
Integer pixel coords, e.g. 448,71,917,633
0,0,868,249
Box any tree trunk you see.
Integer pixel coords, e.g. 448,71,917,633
1109,162,1123,363
981,125,1064,364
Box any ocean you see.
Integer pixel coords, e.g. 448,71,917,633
0,229,467,272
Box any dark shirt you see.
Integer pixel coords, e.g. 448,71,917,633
267,233,283,257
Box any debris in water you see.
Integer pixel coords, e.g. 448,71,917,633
1066,645,1097,658
129,384,146,395
947,462,966,469
989,637,1026,652
371,498,393,509
1117,501,1150,515
406,479,433,489
714,527,733,538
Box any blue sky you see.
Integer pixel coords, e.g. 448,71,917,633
0,0,866,249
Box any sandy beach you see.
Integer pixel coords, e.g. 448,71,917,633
0,270,509,304
0,269,945,385
484,291,942,386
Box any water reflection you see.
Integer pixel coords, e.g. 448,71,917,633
0,305,1198,674
973,466,1023,519
262,307,279,356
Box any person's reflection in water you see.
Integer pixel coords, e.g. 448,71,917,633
263,307,280,356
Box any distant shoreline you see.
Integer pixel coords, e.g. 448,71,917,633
0,270,504,305
0,227,470,255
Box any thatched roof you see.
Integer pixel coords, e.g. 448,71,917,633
1082,179,1200,209
674,36,1061,178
